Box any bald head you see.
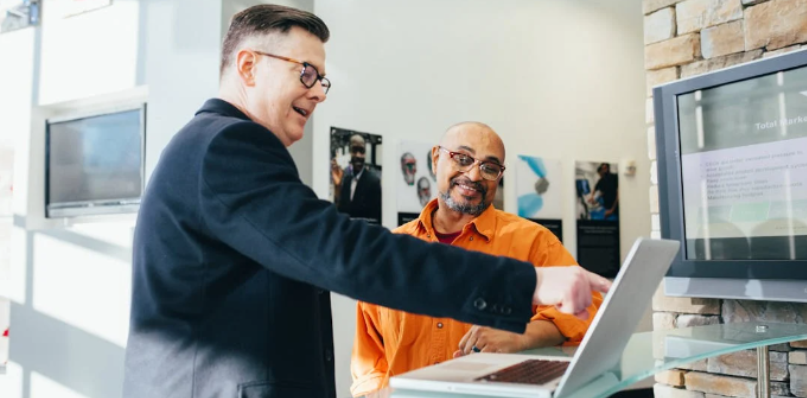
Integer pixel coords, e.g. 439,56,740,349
440,122,505,164
350,134,366,147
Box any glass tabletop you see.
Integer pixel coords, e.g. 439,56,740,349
377,322,807,398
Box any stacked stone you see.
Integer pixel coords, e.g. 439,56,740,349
644,0,807,396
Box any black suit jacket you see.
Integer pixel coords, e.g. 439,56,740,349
336,167,381,224
123,99,538,398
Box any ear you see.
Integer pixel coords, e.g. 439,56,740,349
235,49,258,87
431,146,441,173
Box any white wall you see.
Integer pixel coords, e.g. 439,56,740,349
145,0,223,180
0,1,144,397
312,1,649,395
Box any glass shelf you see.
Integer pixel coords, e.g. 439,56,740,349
378,322,807,398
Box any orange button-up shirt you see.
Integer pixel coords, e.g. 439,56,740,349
350,200,603,396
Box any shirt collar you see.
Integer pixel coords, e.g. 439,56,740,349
353,167,364,180
416,199,497,241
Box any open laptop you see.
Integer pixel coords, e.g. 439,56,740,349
389,237,680,398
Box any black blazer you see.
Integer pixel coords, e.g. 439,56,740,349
336,167,381,223
123,99,538,398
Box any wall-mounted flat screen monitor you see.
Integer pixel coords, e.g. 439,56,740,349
45,105,146,218
654,50,807,302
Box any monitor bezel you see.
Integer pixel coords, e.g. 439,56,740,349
654,49,807,280
44,103,147,219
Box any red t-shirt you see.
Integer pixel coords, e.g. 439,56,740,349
434,230,461,244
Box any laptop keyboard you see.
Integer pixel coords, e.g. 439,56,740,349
475,359,570,385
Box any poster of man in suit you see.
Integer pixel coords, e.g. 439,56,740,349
330,127,382,225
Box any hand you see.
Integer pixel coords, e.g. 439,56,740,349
533,267,611,320
604,209,614,218
454,325,527,358
331,159,343,186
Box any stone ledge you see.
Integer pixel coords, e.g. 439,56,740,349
684,372,756,397
645,0,685,14
646,7,677,45
701,20,745,59
657,369,687,387
656,383,705,398
790,350,807,365
706,350,789,381
680,50,763,78
676,0,743,35
744,0,807,51
646,33,702,70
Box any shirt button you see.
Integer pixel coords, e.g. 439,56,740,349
474,298,487,310
469,237,474,241
504,307,512,315
325,349,333,362
437,322,443,329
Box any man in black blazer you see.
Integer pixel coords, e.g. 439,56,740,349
336,134,382,224
123,5,610,398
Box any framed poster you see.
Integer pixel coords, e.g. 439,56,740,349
516,155,563,241
575,161,620,277
330,127,383,225
397,141,437,226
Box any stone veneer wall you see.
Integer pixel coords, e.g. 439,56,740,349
644,0,807,397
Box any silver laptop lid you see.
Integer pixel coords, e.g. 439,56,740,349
554,238,680,397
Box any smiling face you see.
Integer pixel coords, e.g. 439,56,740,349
234,27,328,146
433,123,505,216
349,134,366,173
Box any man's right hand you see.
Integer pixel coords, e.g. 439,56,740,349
533,266,611,320
331,158,343,187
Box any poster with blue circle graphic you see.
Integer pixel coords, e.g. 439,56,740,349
516,155,563,241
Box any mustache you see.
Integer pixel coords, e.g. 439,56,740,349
451,177,487,194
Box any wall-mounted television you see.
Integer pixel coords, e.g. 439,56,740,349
45,104,146,218
654,49,807,303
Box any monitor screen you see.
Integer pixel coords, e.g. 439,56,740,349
46,107,144,217
677,66,807,261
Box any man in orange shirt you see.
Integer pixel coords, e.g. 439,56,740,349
350,122,604,397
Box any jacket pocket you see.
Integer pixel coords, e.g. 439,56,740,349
237,380,321,398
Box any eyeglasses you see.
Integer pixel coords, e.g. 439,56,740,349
438,146,505,181
253,51,331,94
350,145,365,154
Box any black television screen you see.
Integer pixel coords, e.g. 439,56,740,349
46,106,145,218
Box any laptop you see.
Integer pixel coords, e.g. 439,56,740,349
389,237,680,398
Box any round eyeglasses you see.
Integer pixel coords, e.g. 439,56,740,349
438,146,505,181
253,51,331,94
